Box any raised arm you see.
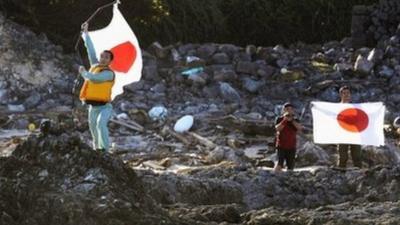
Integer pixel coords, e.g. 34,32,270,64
82,23,98,65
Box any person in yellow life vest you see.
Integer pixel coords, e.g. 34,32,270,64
78,22,115,152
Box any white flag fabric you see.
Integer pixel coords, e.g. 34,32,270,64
311,101,385,146
85,3,142,100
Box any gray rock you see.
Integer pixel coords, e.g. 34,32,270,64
211,53,230,64
242,77,265,93
150,83,167,93
197,44,217,59
236,61,256,74
178,44,197,55
143,65,159,81
13,118,29,129
219,44,240,57
378,65,395,77
0,89,9,104
354,55,374,74
388,93,400,103
206,147,225,164
148,42,169,58
246,45,257,56
202,85,220,99
233,52,252,62
367,48,384,63
319,87,339,102
276,58,290,68
213,69,238,82
219,82,241,103
256,64,275,77
124,80,145,92
296,141,331,166
24,91,41,109
188,73,207,86
334,63,353,72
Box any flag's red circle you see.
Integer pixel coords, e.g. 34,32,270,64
110,41,137,73
337,108,369,133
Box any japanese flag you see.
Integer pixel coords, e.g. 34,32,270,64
311,101,385,146
85,3,142,100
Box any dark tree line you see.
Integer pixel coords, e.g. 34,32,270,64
1,0,377,52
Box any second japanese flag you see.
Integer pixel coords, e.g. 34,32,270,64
311,101,385,146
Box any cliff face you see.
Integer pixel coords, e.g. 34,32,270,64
0,13,75,112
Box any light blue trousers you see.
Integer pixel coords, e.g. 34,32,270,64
88,103,113,151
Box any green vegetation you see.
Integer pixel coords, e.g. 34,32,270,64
1,0,377,51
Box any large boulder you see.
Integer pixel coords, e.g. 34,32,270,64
0,133,186,225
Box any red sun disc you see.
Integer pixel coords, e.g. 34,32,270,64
109,41,137,73
337,108,369,133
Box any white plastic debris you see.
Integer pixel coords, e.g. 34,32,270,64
174,115,194,133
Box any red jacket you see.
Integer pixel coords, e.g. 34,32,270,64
275,116,298,150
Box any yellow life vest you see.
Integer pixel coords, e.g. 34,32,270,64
79,65,115,103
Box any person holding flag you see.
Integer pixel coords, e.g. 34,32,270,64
311,88,385,166
79,22,115,152
336,86,362,168
76,1,143,152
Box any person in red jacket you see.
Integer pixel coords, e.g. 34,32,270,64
274,103,303,172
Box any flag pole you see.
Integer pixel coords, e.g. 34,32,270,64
73,0,119,57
